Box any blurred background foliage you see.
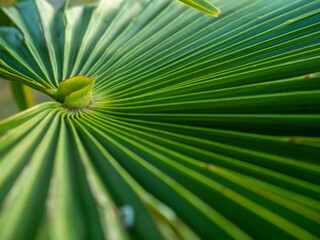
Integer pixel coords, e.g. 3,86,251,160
0,80,50,119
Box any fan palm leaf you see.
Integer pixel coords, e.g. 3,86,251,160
0,0,319,239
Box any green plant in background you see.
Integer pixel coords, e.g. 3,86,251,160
0,0,320,239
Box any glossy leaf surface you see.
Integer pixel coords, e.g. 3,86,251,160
0,0,320,239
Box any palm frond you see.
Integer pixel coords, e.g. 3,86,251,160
0,0,320,239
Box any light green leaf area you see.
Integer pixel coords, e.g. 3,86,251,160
0,0,320,239
177,0,221,16
56,75,97,108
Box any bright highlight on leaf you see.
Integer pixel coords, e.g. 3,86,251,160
177,0,221,16
56,76,97,108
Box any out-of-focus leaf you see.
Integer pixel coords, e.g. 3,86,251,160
9,81,34,110
0,0,16,7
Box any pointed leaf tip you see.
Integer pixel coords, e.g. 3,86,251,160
177,0,221,17
56,76,97,109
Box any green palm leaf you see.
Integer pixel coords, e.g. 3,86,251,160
177,0,221,16
0,0,320,239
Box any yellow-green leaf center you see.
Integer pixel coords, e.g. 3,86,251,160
56,76,97,109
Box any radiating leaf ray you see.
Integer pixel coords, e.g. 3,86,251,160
67,117,129,240
78,117,253,240
2,1,56,86
82,114,319,239
0,112,59,240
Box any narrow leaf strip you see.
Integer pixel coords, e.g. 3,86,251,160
177,0,221,16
